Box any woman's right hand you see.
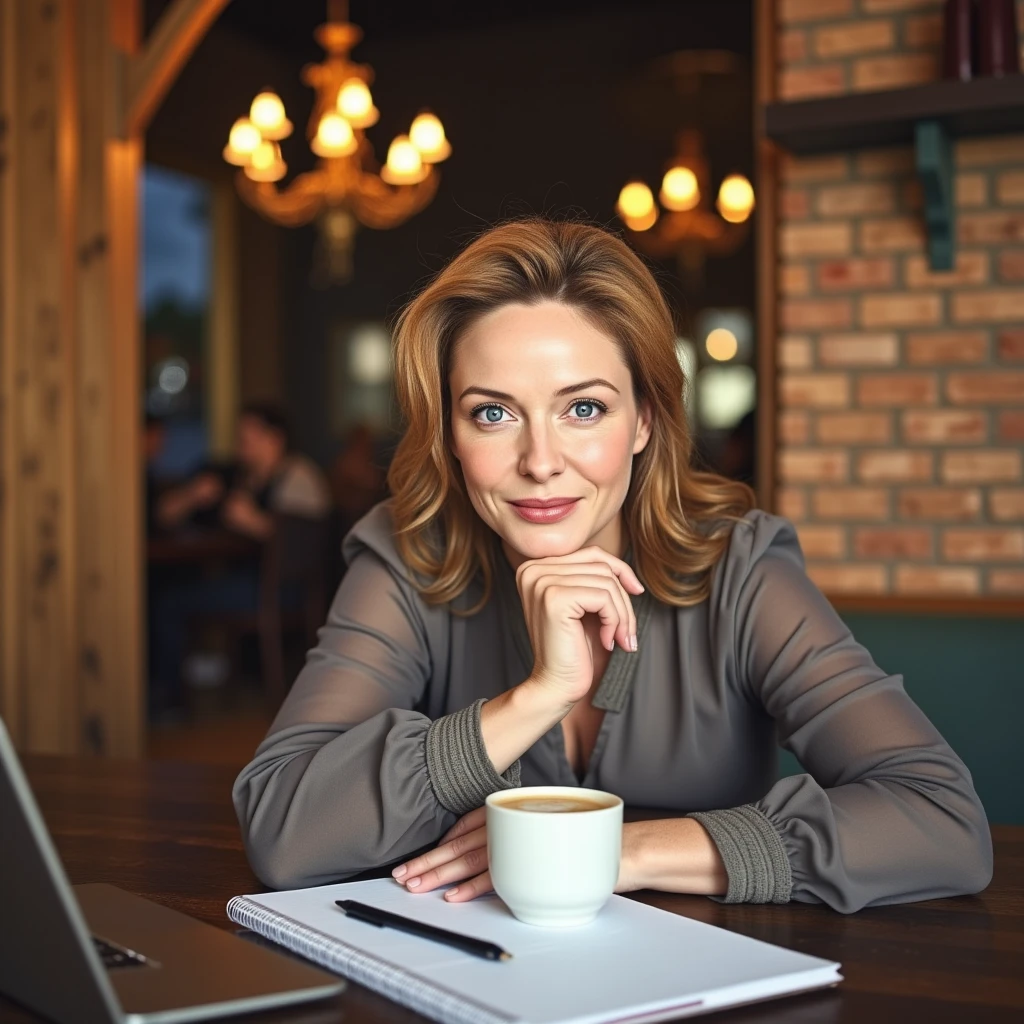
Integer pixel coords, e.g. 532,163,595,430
516,546,644,706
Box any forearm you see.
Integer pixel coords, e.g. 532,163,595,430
478,678,572,775
620,818,728,896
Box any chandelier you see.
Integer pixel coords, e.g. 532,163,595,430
615,129,754,283
222,1,451,284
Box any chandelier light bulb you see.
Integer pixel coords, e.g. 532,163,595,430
337,78,379,129
312,113,357,158
660,166,700,212
244,140,287,182
410,112,451,163
616,181,656,221
223,118,262,165
249,91,292,140
705,327,739,362
381,135,428,185
717,174,755,223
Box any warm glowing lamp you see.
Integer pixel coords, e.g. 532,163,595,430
409,112,451,162
705,327,739,361
312,113,358,158
617,181,655,219
223,118,262,165
244,140,287,182
660,166,700,211
717,174,755,223
337,77,379,129
249,91,292,140
381,135,428,185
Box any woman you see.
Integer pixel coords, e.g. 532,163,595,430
233,218,992,913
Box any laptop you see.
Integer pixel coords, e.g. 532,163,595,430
0,717,345,1023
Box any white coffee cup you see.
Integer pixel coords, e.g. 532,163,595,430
486,785,623,927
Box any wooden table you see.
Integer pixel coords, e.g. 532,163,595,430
4,756,1023,1023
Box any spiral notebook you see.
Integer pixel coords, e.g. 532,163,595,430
227,878,841,1024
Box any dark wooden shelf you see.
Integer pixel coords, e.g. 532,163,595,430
763,74,1024,154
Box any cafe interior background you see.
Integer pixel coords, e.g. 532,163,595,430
1,0,1021,825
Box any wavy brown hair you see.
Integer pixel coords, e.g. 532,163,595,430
387,217,756,613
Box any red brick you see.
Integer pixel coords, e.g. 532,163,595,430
815,19,894,57
781,298,853,330
947,371,1024,404
990,569,1024,593
956,174,988,207
779,410,811,445
778,29,808,64
819,332,898,365
952,290,1024,323
855,527,932,559
862,0,944,10
904,12,943,47
894,565,979,596
856,148,914,177
776,487,808,521
996,171,1024,205
813,488,890,519
861,293,942,327
957,136,1024,166
779,0,853,23
780,188,811,219
998,250,1024,282
817,412,892,444
958,211,1024,244
817,259,895,290
898,487,982,521
817,182,896,218
902,178,924,210
859,217,926,252
853,53,938,91
780,65,847,100
807,564,888,594
858,373,938,405
781,373,851,407
991,489,1024,521
902,410,987,444
998,330,1024,360
779,336,813,369
779,450,849,484
942,529,1024,561
904,251,989,288
780,222,853,257
857,450,934,482
796,526,847,559
905,330,988,365
999,411,1024,441
779,154,849,184
780,264,812,296
942,450,1022,483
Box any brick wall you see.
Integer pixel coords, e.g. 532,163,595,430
774,0,1024,598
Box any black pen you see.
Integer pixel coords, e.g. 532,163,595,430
335,900,512,962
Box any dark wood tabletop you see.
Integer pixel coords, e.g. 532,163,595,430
4,755,1023,1023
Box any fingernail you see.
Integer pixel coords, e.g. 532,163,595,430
445,888,459,898
392,865,407,879
630,634,638,652
407,877,421,889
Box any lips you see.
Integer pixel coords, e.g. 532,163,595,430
508,498,581,524
510,498,581,508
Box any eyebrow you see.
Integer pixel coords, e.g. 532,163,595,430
458,378,620,402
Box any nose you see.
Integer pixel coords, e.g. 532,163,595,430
518,419,564,482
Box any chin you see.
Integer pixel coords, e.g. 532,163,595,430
498,520,594,560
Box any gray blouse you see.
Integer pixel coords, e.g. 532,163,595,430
232,501,993,912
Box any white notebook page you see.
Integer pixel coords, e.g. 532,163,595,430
243,879,841,1024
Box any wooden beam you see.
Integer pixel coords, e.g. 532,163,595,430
121,0,229,136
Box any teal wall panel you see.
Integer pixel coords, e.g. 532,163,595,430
777,613,1024,825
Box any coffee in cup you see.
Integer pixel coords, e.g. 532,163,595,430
486,785,623,928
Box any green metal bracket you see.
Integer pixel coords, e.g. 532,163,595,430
914,119,954,272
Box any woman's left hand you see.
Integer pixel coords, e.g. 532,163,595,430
392,807,491,903
392,810,647,903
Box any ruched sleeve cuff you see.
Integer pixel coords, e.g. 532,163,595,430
687,805,792,904
425,698,522,816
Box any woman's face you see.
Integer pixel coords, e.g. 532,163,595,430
449,300,652,567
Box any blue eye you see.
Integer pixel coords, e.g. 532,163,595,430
570,400,606,421
472,404,508,424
